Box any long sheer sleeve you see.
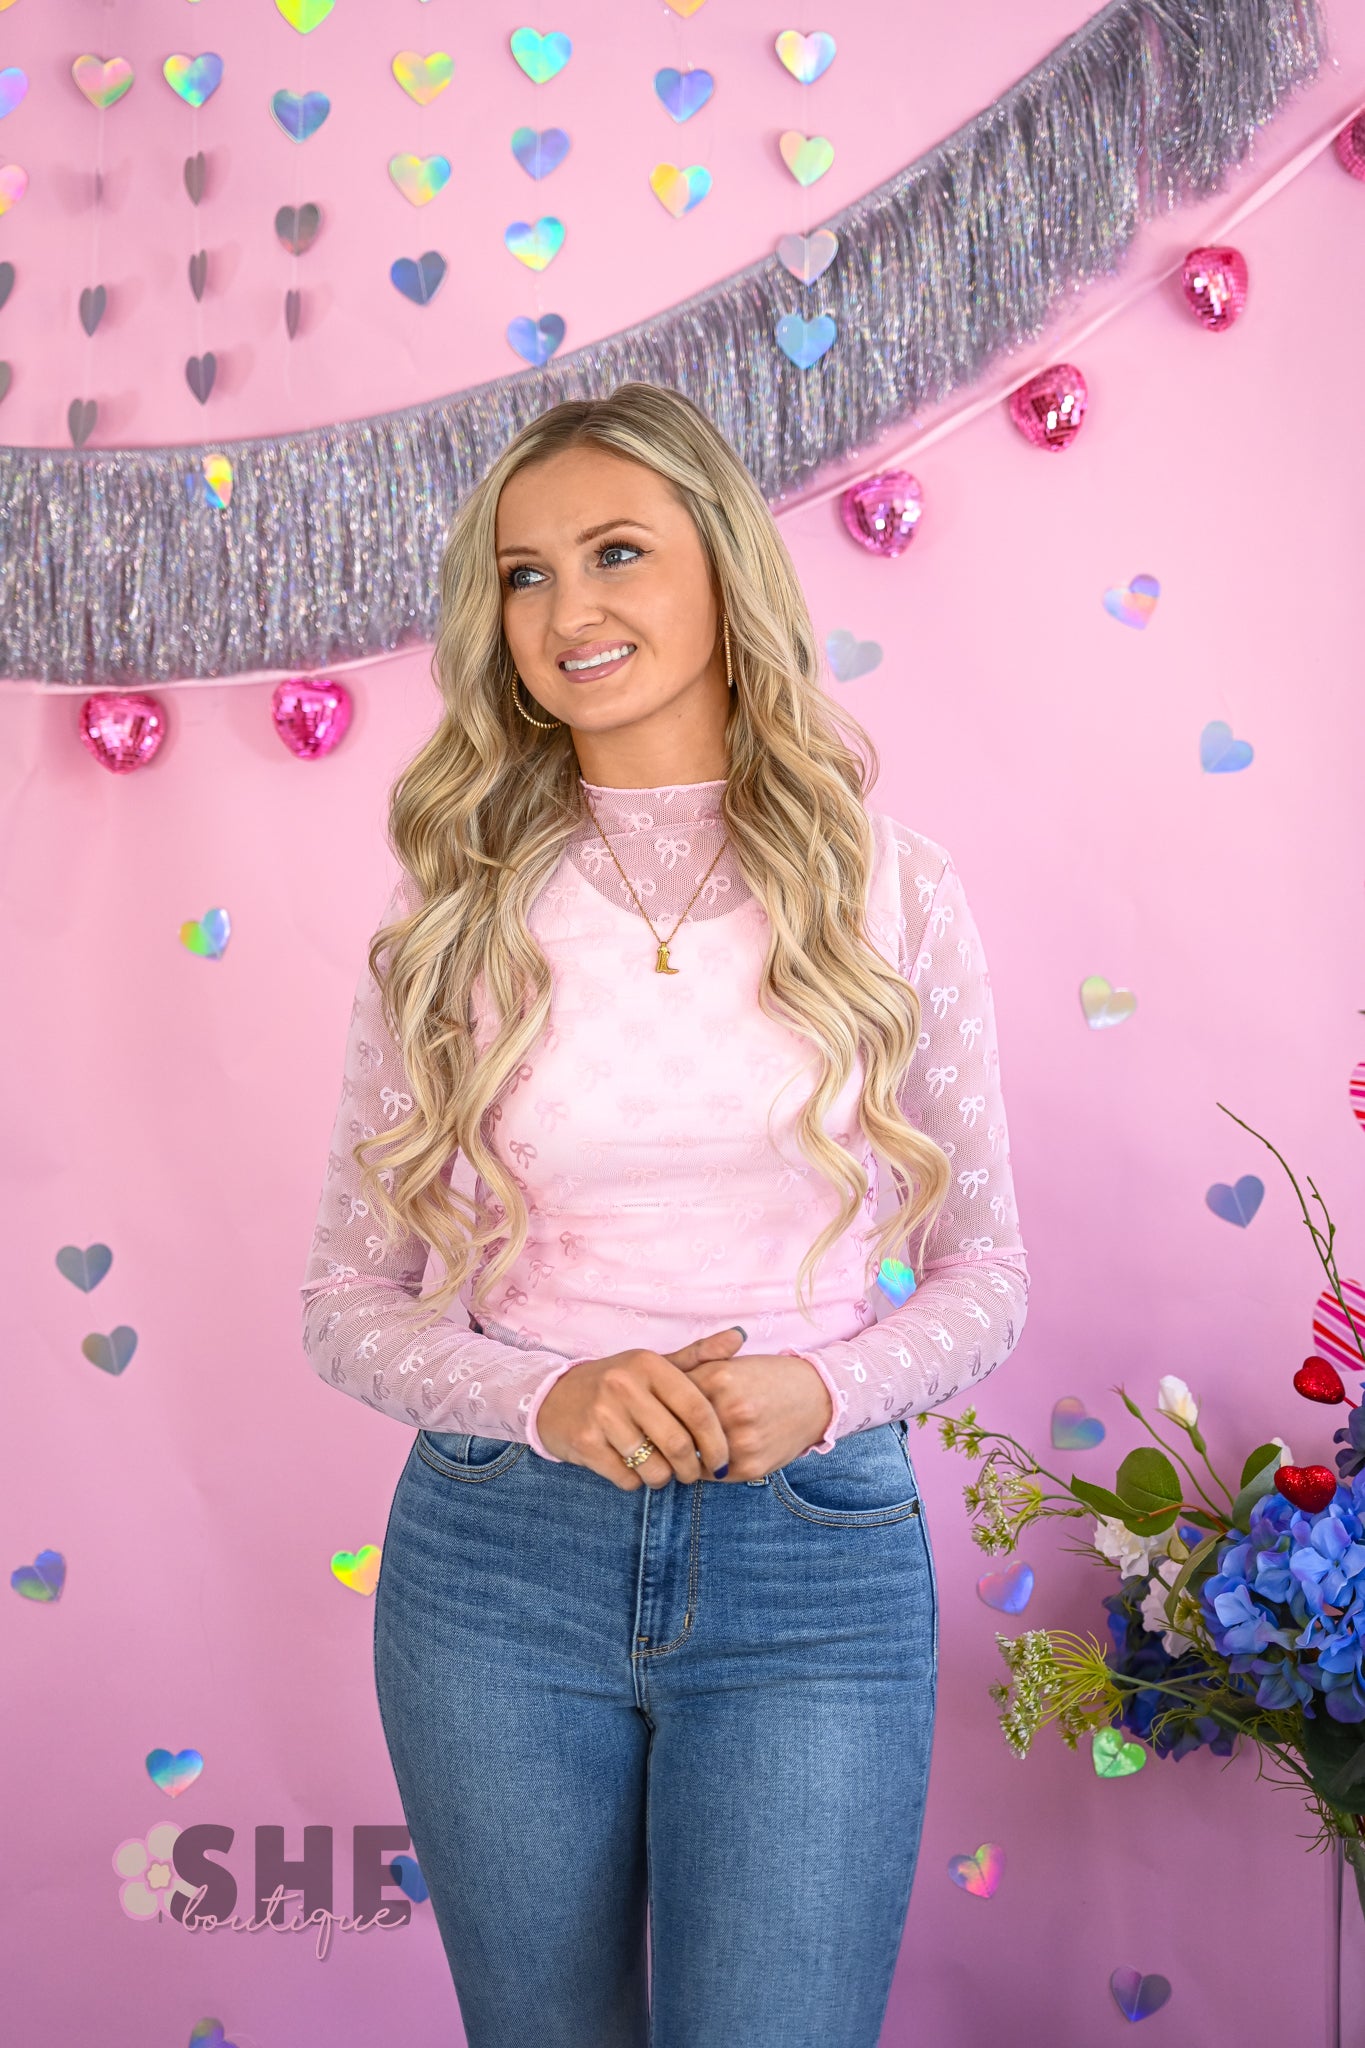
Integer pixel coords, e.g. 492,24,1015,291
788,836,1031,1449
298,878,592,1457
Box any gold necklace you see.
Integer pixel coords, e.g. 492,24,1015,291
582,790,728,974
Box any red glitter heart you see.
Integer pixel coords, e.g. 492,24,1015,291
270,676,353,761
1294,1356,1347,1405
78,690,168,774
1274,1464,1339,1514
1334,112,1365,181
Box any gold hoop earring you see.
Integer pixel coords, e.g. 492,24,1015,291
510,669,561,730
722,616,734,691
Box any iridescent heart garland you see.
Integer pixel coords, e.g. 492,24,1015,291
274,3,339,351
0,0,1331,686
69,43,132,448
0,48,25,419
503,28,573,365
773,28,838,379
387,38,454,313
649,0,715,228
162,43,224,413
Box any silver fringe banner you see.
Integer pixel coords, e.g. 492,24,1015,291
0,0,1327,687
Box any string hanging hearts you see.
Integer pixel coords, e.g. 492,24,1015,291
839,470,924,558
1007,362,1088,450
1179,245,1248,332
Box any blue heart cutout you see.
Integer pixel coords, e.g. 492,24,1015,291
507,314,566,365
1199,719,1254,772
775,312,837,369
270,90,330,144
1205,1175,1264,1227
391,252,447,305
56,1242,113,1291
510,126,570,179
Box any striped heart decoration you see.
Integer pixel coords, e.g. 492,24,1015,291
1351,1059,1365,1131
1312,1279,1365,1378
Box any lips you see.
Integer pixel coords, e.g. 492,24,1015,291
556,641,637,678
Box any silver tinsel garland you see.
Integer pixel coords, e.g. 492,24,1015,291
0,0,1327,686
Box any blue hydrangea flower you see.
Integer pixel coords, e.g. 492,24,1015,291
1101,1577,1237,1761
1199,1471,1365,1725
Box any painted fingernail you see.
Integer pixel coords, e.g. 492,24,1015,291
714,1462,729,1478
729,1326,747,1341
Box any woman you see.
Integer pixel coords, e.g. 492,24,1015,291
300,381,1030,2048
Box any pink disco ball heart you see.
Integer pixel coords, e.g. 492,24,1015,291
839,470,923,557
1007,363,1088,451
270,676,353,760
1179,244,1247,331
78,691,168,773
1334,109,1365,180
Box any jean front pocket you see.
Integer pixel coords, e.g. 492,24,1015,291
415,1428,527,1483
769,1417,922,1527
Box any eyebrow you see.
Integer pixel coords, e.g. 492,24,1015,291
495,518,654,560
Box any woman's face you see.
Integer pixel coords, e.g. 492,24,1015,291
494,440,729,751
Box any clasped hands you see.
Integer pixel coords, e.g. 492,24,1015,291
534,1326,835,1493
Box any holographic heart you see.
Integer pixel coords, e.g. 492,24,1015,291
947,1843,1003,1898
825,629,882,681
78,691,166,772
511,126,570,178
1180,244,1247,332
840,471,923,556
1102,573,1159,627
188,2024,237,2048
1092,1729,1146,1777
1205,1175,1264,1227
163,54,224,108
876,1259,916,1306
389,154,451,206
202,453,233,507
285,288,301,337
276,0,335,29
776,228,838,283
79,285,107,336
1110,1969,1171,2022
1335,111,1365,180
1008,362,1088,450
976,1560,1033,1613
146,1748,205,1797
779,131,834,185
391,251,446,304
1079,975,1136,1028
654,67,714,121
1051,1397,1105,1449
1199,718,1252,771
504,215,564,267
180,909,231,959
331,1546,382,1595
0,66,28,117
1312,1279,1365,1376
649,165,710,218
1294,1355,1346,1404
270,89,330,142
72,56,134,110
507,312,565,364
775,31,836,83
775,311,836,369
510,29,572,84
392,51,453,105
82,1327,138,1374
663,0,708,13
0,163,28,215
274,203,321,254
56,1243,113,1291
1352,1061,1365,1133
0,262,13,312
11,1550,66,1602
183,150,206,203
186,352,216,404
188,250,207,300
389,1854,429,1902
1275,1463,1340,1513
271,676,352,760
0,362,9,405
69,398,97,446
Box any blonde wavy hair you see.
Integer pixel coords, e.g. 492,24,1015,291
355,380,952,1332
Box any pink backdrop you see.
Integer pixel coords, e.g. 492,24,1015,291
5,2,1365,2042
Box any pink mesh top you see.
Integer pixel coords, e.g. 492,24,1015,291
300,779,1030,1460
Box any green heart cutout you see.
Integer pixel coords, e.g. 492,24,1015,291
1092,1727,1147,1777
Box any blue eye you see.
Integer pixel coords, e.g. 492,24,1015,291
503,541,643,592
505,564,544,591
600,543,642,568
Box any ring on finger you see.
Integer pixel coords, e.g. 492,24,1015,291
620,1437,657,1470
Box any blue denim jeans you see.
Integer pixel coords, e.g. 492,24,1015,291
373,1417,939,2048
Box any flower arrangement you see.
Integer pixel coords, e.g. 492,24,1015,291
919,1105,1365,1922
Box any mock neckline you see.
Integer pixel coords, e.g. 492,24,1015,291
579,777,726,794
